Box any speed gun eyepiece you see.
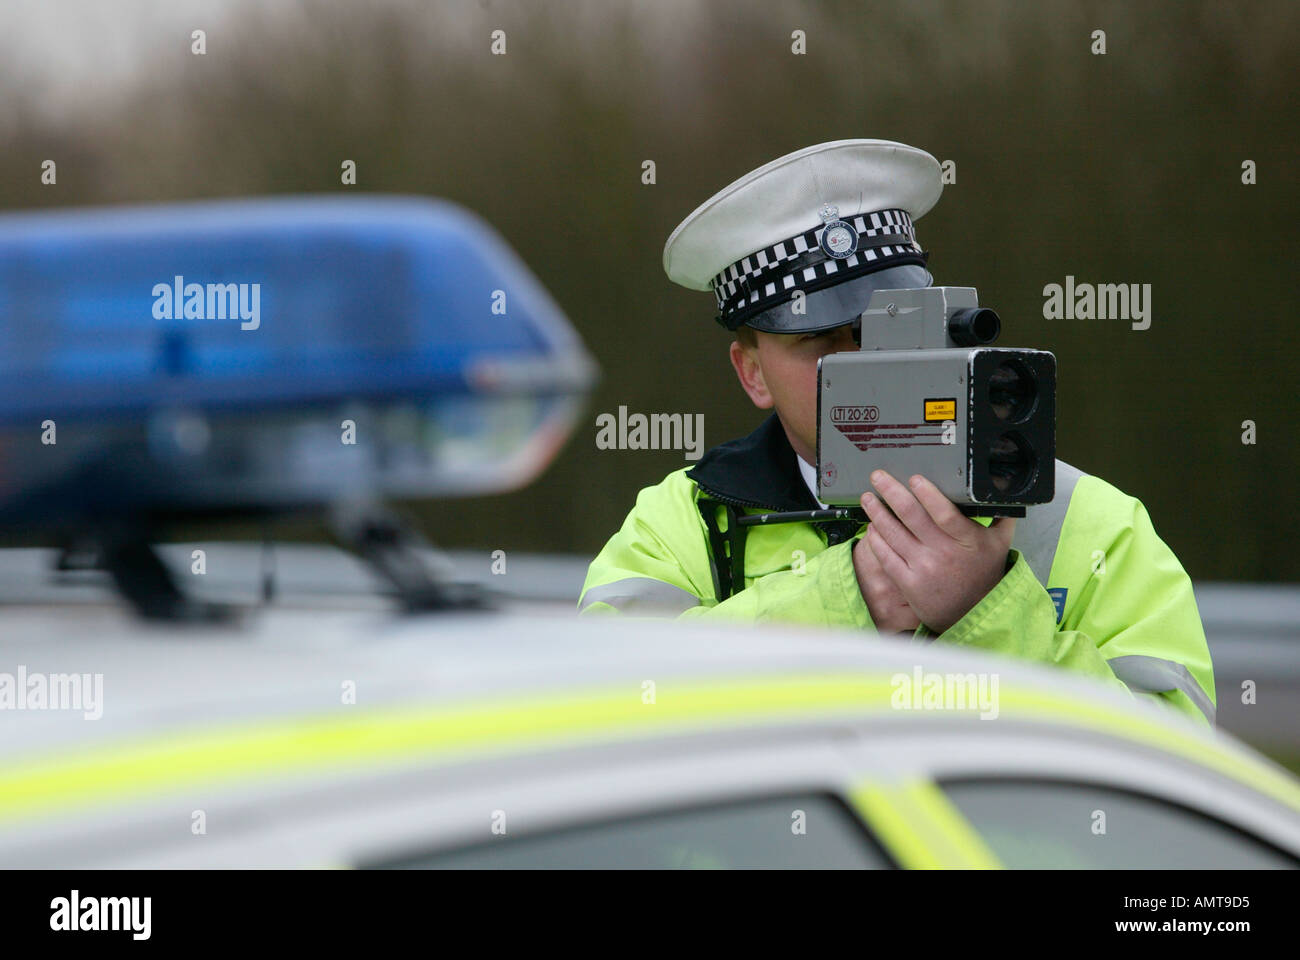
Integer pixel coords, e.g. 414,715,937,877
818,286,1055,513
948,306,1000,346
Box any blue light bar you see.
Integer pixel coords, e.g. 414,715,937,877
0,196,597,531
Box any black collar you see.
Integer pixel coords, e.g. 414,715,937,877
686,413,820,511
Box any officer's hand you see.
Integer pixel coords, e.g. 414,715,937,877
860,470,1016,635
852,533,922,636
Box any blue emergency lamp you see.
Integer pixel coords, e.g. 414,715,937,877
0,195,598,536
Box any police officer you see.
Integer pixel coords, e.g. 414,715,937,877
579,139,1215,727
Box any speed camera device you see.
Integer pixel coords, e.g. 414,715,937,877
816,286,1055,517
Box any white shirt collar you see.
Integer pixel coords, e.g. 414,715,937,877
796,455,829,510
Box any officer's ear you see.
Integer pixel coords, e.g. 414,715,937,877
729,332,774,409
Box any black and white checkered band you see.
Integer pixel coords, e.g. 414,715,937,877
710,208,924,327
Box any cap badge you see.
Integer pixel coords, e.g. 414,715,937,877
817,203,858,260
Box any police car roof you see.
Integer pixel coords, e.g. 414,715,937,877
5,539,1300,869
0,543,1266,768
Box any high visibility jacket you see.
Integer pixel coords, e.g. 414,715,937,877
579,413,1216,727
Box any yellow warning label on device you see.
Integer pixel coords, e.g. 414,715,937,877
924,399,956,422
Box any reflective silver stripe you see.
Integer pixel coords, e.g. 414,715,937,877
1012,459,1086,588
578,577,702,615
1108,655,1216,725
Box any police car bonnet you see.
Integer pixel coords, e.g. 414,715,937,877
663,140,943,334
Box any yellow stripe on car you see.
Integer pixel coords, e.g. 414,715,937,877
850,779,1002,868
0,674,1296,825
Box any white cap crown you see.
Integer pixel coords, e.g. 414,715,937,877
664,139,942,330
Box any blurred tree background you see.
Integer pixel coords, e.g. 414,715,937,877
1,0,1296,580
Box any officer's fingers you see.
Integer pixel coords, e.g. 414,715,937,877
868,470,939,544
861,491,919,562
988,515,1018,549
866,523,911,586
854,533,884,574
908,474,971,540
